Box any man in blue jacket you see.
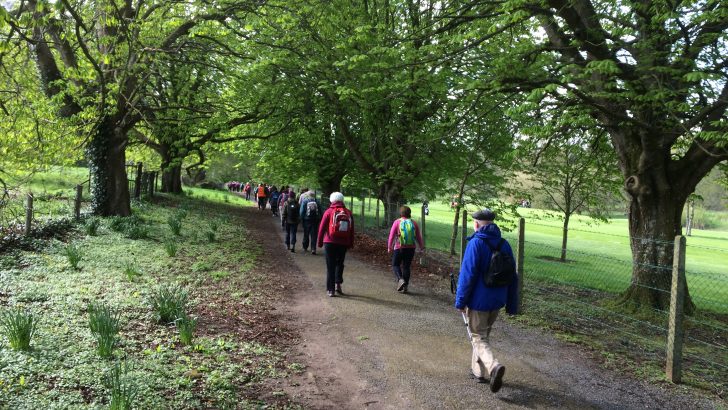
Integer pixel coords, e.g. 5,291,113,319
455,208,518,393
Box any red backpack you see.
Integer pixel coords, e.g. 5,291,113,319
328,207,351,240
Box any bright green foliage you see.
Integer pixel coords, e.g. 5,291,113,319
122,263,142,281
163,240,178,257
167,215,183,236
176,314,197,346
0,309,36,351
88,302,121,358
64,243,82,270
148,285,189,324
84,218,100,236
105,361,137,410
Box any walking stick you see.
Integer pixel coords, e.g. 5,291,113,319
461,311,473,341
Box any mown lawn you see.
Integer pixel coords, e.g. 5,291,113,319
0,189,301,409
350,196,728,314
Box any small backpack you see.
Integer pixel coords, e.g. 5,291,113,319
270,191,280,206
483,238,516,287
328,207,351,239
306,200,319,218
288,200,298,217
398,218,416,246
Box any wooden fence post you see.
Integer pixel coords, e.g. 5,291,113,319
350,194,354,210
24,193,33,236
74,184,83,220
154,171,159,195
134,162,143,199
666,235,686,383
376,199,380,228
420,204,427,266
516,218,525,314
460,209,467,266
360,193,365,229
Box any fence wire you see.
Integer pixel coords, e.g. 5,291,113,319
345,195,726,394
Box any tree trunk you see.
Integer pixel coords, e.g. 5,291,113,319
87,120,131,216
619,184,695,314
161,162,183,194
560,214,570,262
379,183,404,227
449,203,462,256
318,172,344,208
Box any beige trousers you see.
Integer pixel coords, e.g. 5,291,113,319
468,308,500,378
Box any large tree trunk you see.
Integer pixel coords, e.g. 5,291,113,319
619,176,695,314
161,163,183,194
379,183,404,227
318,170,344,208
87,119,131,216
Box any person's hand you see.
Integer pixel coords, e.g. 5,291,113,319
387,249,392,254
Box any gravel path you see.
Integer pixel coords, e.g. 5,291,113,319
251,208,719,409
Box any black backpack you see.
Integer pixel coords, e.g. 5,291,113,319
483,238,516,287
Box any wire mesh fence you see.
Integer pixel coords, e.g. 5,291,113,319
340,193,727,393
0,164,160,237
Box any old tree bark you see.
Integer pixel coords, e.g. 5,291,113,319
531,0,728,313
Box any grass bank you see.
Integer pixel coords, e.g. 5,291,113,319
0,189,302,408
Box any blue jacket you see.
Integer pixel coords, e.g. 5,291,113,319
455,223,519,314
299,195,321,220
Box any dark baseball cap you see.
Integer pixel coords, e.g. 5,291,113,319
472,209,496,221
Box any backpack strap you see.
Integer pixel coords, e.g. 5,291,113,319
480,237,505,252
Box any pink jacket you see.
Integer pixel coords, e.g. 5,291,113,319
388,218,424,252
317,201,355,248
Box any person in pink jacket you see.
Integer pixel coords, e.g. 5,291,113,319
317,192,355,297
387,206,425,293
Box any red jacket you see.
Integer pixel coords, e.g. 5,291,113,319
317,201,354,248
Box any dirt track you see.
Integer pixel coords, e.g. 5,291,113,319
242,205,718,409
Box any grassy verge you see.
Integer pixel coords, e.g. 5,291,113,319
0,192,301,408
349,196,728,313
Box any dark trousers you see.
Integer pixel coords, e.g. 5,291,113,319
258,197,267,209
302,219,318,251
285,223,298,247
324,243,347,291
392,248,416,285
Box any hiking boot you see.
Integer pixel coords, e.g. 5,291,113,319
489,365,505,393
311,250,316,255
397,279,406,292
327,291,335,297
402,285,408,294
335,284,343,295
290,247,295,253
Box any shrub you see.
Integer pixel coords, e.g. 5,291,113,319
0,309,37,351
164,240,178,257
123,263,142,281
64,243,82,270
210,221,219,232
105,361,137,410
85,217,100,236
109,216,126,232
167,215,182,236
88,302,121,358
123,224,149,240
176,314,197,346
205,231,215,243
148,285,188,324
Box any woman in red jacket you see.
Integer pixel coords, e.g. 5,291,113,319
317,192,354,297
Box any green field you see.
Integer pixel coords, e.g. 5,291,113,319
348,196,728,313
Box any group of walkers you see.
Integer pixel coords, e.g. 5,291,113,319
234,183,518,393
